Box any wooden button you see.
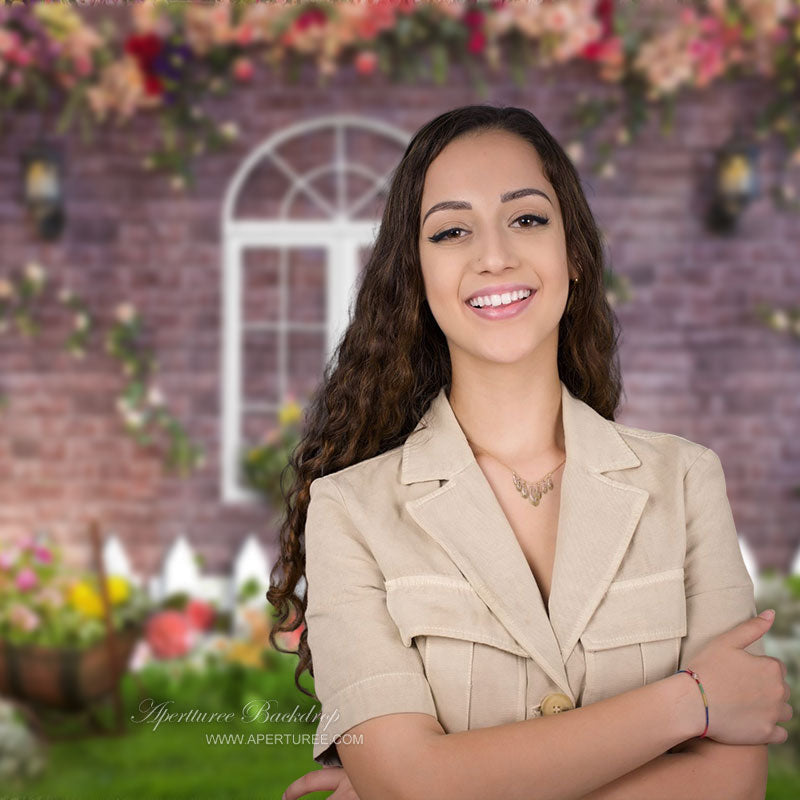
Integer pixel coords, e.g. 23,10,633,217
540,692,574,715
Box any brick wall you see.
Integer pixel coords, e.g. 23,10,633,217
0,58,797,578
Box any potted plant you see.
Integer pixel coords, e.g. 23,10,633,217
0,534,150,711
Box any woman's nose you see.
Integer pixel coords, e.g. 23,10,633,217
474,229,520,271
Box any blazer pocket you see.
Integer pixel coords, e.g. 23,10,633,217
580,568,687,705
385,576,528,733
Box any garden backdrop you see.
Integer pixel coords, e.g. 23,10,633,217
1,1,799,798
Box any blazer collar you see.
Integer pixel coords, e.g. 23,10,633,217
400,381,649,702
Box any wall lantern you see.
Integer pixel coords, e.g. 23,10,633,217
705,127,759,235
21,139,65,241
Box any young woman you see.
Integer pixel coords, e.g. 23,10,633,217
269,105,792,800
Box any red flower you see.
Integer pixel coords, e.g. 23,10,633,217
468,30,486,55
124,33,163,71
124,33,166,97
596,0,614,39
146,610,193,659
464,9,484,30
355,51,378,76
295,8,327,31
185,598,215,631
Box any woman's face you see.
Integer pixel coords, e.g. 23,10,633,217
418,129,574,368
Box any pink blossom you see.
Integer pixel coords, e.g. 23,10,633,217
0,549,19,571
15,567,38,592
185,598,215,631
355,51,377,76
146,610,194,659
234,24,254,47
9,603,40,632
33,545,52,564
232,56,254,82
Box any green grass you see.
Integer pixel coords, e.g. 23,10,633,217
1,651,334,800
2,649,799,799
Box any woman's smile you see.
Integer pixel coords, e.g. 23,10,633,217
465,288,537,320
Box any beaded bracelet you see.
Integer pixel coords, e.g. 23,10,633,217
675,667,709,739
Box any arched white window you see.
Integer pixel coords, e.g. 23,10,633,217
221,115,410,504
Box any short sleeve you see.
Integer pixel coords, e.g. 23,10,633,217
304,476,437,767
678,447,765,671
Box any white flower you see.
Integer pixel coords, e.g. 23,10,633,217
115,302,136,324
124,408,145,429
599,161,617,179
219,121,239,141
74,312,89,331
58,287,73,303
24,262,45,285
190,105,204,120
170,174,186,192
0,279,13,300
565,141,584,165
116,396,132,415
146,384,165,407
616,127,631,145
141,156,155,171
771,309,789,331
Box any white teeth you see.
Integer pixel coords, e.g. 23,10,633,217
469,288,532,308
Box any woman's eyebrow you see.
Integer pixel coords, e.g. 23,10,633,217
422,187,553,225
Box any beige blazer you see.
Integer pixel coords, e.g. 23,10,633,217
304,381,764,767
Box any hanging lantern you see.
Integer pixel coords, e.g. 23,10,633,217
21,139,65,241
705,128,759,234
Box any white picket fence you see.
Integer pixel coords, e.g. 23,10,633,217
101,531,766,621
101,532,303,634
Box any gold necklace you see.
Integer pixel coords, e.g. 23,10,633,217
468,440,566,508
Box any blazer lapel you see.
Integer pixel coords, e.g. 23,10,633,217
401,381,649,700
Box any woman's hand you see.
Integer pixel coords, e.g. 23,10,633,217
686,610,792,745
282,766,361,800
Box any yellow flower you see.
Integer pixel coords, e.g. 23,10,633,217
68,580,104,618
278,400,302,427
106,575,130,605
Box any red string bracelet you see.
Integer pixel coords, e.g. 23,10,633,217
675,667,709,738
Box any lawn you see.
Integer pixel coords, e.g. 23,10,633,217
1,650,332,800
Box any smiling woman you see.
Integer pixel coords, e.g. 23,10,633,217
269,105,791,800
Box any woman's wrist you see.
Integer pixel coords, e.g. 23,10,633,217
660,671,709,743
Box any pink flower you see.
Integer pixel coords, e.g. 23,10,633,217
15,567,38,592
146,610,194,659
232,56,254,82
355,51,377,76
9,603,40,632
33,545,52,564
0,549,19,571
185,598,215,631
234,24,254,47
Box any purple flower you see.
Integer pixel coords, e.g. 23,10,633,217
15,567,38,592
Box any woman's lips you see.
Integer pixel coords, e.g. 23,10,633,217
465,290,536,320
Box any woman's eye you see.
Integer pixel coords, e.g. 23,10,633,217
428,227,466,243
427,214,549,243
513,213,549,229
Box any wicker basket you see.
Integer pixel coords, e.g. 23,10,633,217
0,624,141,711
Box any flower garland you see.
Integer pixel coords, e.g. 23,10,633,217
0,261,205,476
0,1,797,201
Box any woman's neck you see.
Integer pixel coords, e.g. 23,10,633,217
448,373,565,470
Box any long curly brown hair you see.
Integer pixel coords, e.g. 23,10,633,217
266,104,623,698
